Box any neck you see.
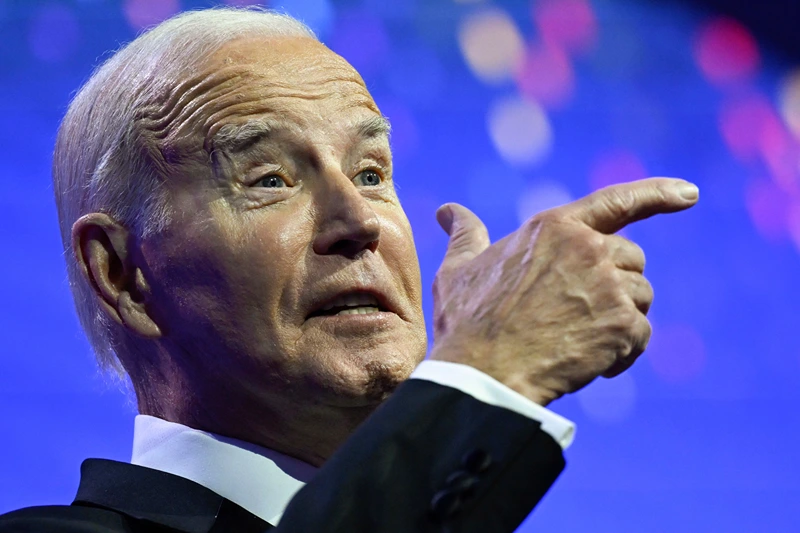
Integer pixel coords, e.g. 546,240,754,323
129,345,379,467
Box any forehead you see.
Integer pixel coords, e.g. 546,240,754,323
199,36,380,142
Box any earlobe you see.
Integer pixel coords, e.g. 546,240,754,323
118,291,162,338
72,213,162,339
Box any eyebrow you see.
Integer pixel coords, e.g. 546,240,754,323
212,115,392,155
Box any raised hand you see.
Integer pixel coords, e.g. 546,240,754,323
429,178,700,406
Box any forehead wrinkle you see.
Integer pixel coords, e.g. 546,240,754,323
136,65,251,142
202,88,380,154
209,111,390,161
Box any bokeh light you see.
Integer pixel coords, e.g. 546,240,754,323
758,110,800,194
745,178,792,242
718,94,774,162
5,0,800,530
514,42,575,109
577,371,637,424
533,0,598,55
123,0,180,31
29,4,80,62
458,8,524,84
645,323,707,383
487,96,553,167
788,201,800,254
515,180,573,224
588,150,648,192
694,16,760,86
778,69,800,141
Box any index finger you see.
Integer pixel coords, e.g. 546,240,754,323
558,177,699,234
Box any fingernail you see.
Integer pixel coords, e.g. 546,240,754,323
436,204,454,234
676,182,699,201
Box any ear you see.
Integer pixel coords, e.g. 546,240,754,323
72,213,162,339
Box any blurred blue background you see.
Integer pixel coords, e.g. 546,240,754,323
1,0,799,531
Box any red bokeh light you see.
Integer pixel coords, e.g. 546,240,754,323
533,0,598,55
514,43,574,109
719,94,800,193
759,112,800,194
694,16,760,86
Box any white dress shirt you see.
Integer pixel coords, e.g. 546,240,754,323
131,360,575,526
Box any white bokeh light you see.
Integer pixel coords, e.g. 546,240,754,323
778,69,800,141
488,96,553,167
458,8,525,84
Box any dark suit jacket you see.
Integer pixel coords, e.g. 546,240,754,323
0,379,565,532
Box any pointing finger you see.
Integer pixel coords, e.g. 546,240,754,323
559,177,699,234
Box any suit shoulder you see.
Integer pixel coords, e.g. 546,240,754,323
0,504,130,533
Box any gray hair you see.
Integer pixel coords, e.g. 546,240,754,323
53,7,317,373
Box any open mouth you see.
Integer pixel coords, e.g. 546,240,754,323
307,291,388,318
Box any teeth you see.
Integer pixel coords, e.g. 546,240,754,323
321,293,380,311
336,306,380,316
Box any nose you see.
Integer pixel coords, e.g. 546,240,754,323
312,175,381,258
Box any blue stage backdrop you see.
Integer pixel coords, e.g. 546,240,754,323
1,0,798,531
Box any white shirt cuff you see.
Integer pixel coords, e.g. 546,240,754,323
410,360,575,449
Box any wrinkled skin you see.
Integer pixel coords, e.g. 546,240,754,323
73,34,699,467
429,178,699,405
75,37,427,466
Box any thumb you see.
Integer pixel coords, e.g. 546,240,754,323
436,203,491,271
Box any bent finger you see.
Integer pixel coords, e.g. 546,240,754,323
619,270,654,314
602,314,652,378
608,234,646,272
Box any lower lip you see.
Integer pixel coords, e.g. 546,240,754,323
304,311,400,332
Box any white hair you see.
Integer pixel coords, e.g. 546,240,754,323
53,7,317,373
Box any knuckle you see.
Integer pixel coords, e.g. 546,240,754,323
605,187,638,217
643,277,655,299
641,319,653,345
616,305,639,327
576,231,608,261
530,209,566,231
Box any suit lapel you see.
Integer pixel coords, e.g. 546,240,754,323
72,459,274,532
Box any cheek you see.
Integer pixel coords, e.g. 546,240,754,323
222,206,314,324
379,208,423,307
147,201,313,348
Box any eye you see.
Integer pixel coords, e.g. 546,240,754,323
354,169,382,187
253,174,288,188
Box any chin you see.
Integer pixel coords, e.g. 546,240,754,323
307,342,425,407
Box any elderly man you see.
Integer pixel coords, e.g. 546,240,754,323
0,7,698,533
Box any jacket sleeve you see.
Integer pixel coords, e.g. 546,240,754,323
278,379,565,533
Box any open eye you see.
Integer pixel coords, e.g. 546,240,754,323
253,174,288,188
353,169,382,187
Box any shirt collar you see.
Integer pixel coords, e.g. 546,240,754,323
131,414,317,526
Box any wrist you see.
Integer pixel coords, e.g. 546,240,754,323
429,340,556,406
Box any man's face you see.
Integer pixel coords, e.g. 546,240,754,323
142,37,427,411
